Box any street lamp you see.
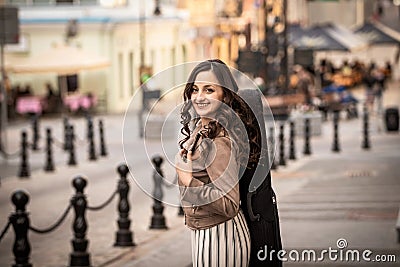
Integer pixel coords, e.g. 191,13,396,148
264,0,288,96
0,6,19,157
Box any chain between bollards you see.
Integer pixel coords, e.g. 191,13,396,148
3,164,136,267
87,190,117,211
29,204,72,234
0,142,21,159
0,221,11,243
53,136,67,149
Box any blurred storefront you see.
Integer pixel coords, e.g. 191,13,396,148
3,0,399,115
4,0,191,113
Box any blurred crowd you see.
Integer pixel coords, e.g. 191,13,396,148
287,58,392,119
4,82,62,119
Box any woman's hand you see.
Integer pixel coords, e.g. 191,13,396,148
176,149,193,187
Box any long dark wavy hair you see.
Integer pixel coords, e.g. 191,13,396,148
179,59,261,166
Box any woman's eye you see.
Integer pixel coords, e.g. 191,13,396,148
192,88,198,93
206,88,215,93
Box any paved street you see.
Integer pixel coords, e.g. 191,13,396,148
0,81,399,266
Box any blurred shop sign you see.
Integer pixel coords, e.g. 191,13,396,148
0,6,19,45
217,0,243,18
5,33,29,53
236,50,264,75
188,0,216,26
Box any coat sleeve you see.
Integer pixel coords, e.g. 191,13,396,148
181,137,240,218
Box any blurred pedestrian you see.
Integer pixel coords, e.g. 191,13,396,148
45,82,58,113
363,64,376,112
45,82,55,98
293,65,314,106
371,66,385,116
176,59,253,266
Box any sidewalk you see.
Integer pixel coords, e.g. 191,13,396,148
0,81,399,266
0,111,192,267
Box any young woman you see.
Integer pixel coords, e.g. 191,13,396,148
175,59,262,267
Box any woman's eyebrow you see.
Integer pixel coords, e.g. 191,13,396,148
193,82,218,88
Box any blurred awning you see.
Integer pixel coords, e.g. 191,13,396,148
9,44,110,75
288,23,369,52
288,24,349,51
317,23,369,51
353,22,400,45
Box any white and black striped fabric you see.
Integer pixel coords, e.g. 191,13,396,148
190,210,251,267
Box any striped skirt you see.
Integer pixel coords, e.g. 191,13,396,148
190,210,251,267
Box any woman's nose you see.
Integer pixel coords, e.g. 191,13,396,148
196,90,206,100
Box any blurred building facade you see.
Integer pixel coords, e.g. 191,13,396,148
2,0,398,113
4,0,191,113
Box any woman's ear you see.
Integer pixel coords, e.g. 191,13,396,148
223,93,229,103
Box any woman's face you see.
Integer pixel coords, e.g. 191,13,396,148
190,71,224,120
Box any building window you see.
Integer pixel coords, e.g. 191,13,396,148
118,52,124,99
99,0,127,7
56,0,73,4
129,51,135,96
58,74,78,93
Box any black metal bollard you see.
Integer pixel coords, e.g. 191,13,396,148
114,164,135,247
99,120,108,157
44,128,55,172
269,126,277,170
67,125,77,166
31,114,40,151
362,104,371,150
150,156,168,229
332,111,341,152
87,117,97,161
18,131,30,178
303,118,312,155
10,190,32,267
278,123,286,166
63,117,70,151
69,176,91,267
288,121,296,160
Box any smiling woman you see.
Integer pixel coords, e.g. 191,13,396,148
175,59,258,267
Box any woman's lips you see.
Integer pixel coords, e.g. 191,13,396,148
196,103,210,108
